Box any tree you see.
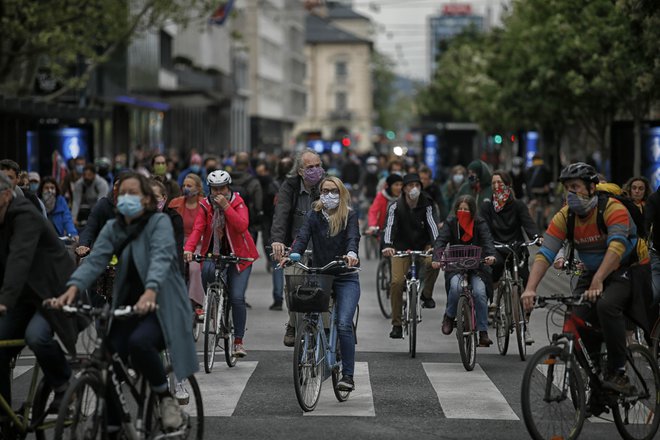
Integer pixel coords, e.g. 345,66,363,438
0,0,215,100
371,51,397,132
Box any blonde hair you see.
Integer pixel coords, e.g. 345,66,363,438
314,176,350,237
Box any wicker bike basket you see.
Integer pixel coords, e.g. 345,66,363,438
284,272,335,313
436,245,483,270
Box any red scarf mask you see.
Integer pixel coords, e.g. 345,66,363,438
492,185,511,213
456,210,474,242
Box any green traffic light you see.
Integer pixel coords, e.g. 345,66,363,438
386,131,396,140
494,134,503,144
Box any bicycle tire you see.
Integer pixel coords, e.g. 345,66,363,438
408,283,418,358
612,344,660,440
332,332,350,402
293,321,323,412
495,282,511,356
223,297,237,368
650,319,660,360
203,290,219,373
456,294,476,371
54,372,105,440
512,283,527,361
521,344,586,440
146,366,204,440
193,319,202,342
376,258,392,319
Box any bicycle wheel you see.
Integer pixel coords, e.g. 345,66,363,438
332,332,350,402
408,283,418,358
612,344,660,440
495,281,511,356
223,297,237,368
203,289,219,374
456,294,477,371
521,345,586,440
293,320,323,412
512,284,527,361
376,258,392,319
146,366,204,440
54,372,105,440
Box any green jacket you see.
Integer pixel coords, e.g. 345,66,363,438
67,213,197,380
457,160,493,209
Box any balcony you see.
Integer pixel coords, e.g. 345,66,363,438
329,110,353,121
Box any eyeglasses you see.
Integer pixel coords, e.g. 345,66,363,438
321,188,339,195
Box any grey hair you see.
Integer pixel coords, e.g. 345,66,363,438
0,172,15,196
288,148,321,178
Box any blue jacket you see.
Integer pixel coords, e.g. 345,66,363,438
67,213,197,380
47,195,78,237
292,209,360,268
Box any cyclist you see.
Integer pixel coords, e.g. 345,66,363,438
38,176,79,241
71,163,109,229
522,162,649,395
0,172,77,411
480,170,540,344
457,160,493,209
432,195,496,346
622,176,652,214
150,179,184,275
184,170,259,357
366,173,403,235
284,176,360,391
382,173,440,339
441,165,467,214
525,154,553,227
54,172,197,434
75,175,120,257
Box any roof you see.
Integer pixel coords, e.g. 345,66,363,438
326,2,370,20
306,13,371,45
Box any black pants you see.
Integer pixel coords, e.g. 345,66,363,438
572,269,631,372
492,248,530,287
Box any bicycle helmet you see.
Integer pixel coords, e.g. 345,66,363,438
558,162,598,184
207,170,232,187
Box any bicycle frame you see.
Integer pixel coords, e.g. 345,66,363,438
456,270,477,335
404,254,423,327
300,299,341,382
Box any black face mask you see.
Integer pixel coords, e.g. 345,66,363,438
468,174,478,184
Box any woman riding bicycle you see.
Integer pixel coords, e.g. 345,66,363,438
432,195,496,347
53,172,198,435
480,170,541,343
284,176,360,392
184,170,259,358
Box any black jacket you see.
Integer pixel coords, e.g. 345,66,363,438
480,198,539,244
270,176,320,246
645,189,660,251
79,196,115,247
383,193,439,251
164,207,185,275
0,196,79,353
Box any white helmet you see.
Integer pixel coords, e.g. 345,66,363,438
207,170,232,187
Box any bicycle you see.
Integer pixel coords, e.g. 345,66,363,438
493,237,541,361
362,226,380,261
437,245,484,371
392,250,432,358
183,262,202,343
521,294,660,440
361,227,392,319
53,304,204,440
284,253,359,412
192,253,254,373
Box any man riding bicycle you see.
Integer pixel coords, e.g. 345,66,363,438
522,162,650,395
382,173,440,339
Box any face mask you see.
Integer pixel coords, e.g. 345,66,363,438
391,171,403,176
190,164,201,174
117,194,144,218
29,182,39,192
303,167,324,186
75,165,84,174
320,193,340,210
452,174,464,185
408,187,421,200
157,199,166,212
566,191,597,216
183,187,198,198
42,191,56,211
468,174,477,184
153,164,167,176
367,165,378,174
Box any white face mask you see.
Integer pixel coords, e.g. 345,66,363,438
452,174,464,185
320,193,340,210
408,187,420,200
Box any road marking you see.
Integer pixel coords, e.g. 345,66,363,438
305,362,375,417
424,363,519,420
190,361,258,417
12,366,32,379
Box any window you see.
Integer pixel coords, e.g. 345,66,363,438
335,61,347,84
335,92,347,111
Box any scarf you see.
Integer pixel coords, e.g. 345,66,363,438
211,200,227,254
492,186,511,213
456,211,474,242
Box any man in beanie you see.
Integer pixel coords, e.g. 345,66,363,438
458,160,493,209
366,173,403,234
382,173,441,339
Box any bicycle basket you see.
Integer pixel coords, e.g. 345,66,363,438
436,245,482,270
284,273,334,313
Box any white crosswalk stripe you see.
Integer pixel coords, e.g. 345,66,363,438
304,362,375,417
191,361,258,417
12,365,32,380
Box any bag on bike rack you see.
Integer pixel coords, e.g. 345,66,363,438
285,274,334,313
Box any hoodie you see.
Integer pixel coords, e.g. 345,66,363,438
457,160,493,209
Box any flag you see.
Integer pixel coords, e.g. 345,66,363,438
52,150,68,184
210,0,234,26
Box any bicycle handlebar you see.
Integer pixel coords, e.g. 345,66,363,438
392,250,433,258
59,304,152,318
493,237,542,252
284,257,357,274
192,254,255,264
534,294,586,309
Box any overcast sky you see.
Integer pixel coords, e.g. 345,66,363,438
350,0,509,82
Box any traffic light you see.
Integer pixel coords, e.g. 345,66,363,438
341,136,351,147
510,134,516,143
493,134,503,144
386,130,396,140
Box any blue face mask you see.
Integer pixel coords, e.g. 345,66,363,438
75,165,84,174
29,182,39,192
117,194,144,218
190,165,201,174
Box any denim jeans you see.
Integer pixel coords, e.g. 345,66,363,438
447,273,489,331
650,249,660,306
332,273,360,377
0,302,72,405
272,260,284,304
202,262,251,339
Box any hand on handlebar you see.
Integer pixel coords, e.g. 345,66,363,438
49,286,79,309
278,257,290,268
584,279,603,303
521,289,536,312
553,257,565,270
484,256,495,266
184,251,193,262
271,242,286,260
134,288,158,315
75,246,90,257
382,247,395,258
344,254,359,267
431,261,442,270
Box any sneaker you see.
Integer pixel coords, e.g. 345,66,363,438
233,343,247,358
442,314,455,335
283,324,296,347
174,382,190,405
602,371,636,395
159,396,183,431
389,325,403,339
336,375,355,391
245,302,252,309
421,297,436,309
525,328,535,345
479,331,493,347
269,302,283,311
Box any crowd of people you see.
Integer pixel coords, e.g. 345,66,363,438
0,146,658,426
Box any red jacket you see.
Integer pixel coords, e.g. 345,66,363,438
184,193,259,272
368,190,395,230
